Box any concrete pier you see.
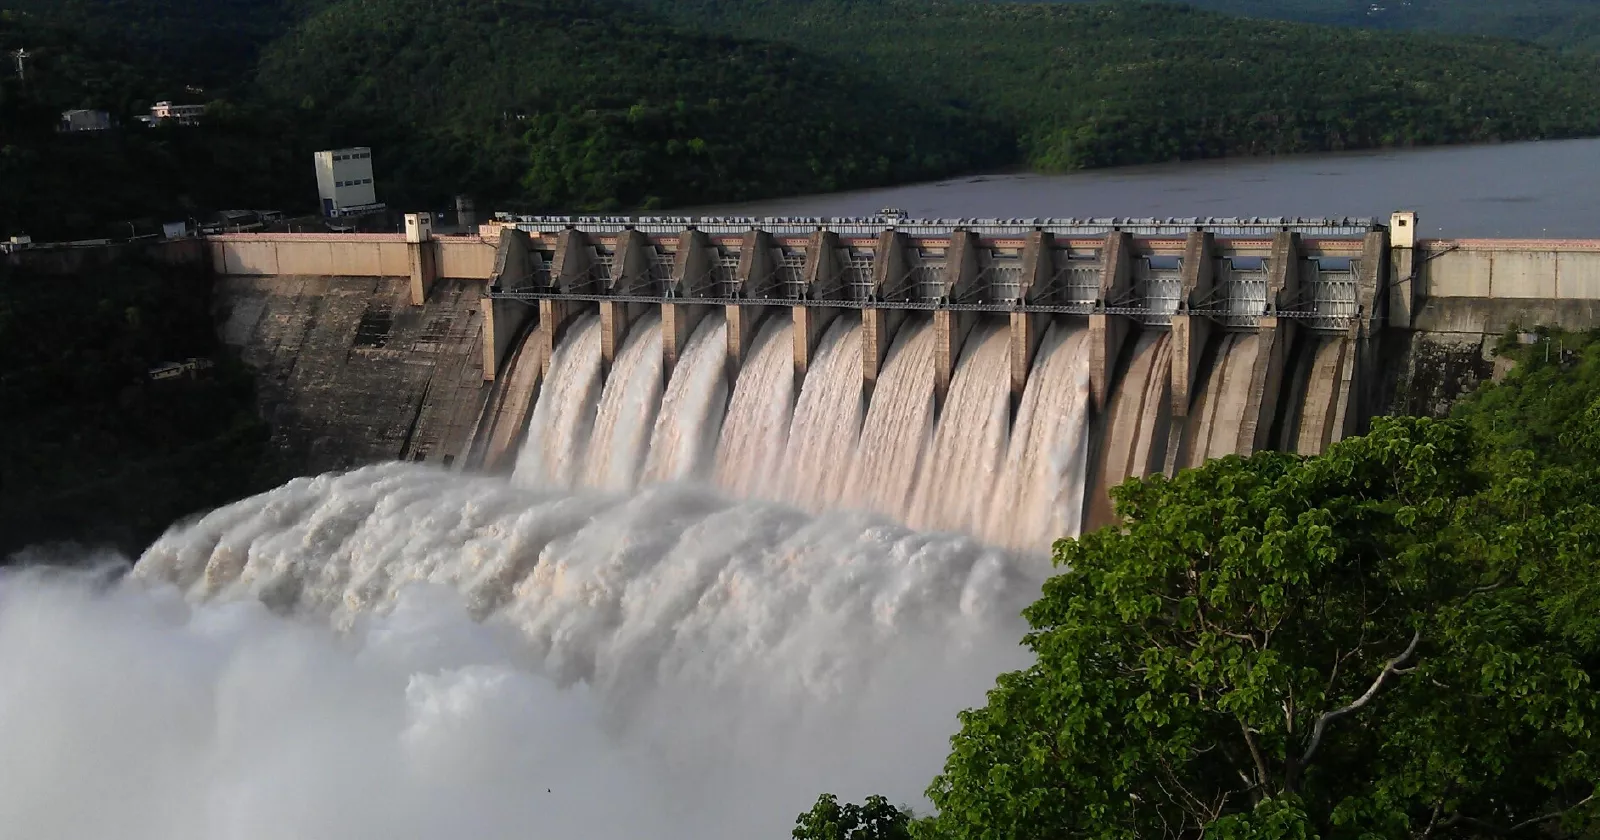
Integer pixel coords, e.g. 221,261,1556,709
1170,231,1215,417
934,230,982,413
1006,230,1056,421
793,230,843,393
1236,231,1300,455
1089,231,1135,412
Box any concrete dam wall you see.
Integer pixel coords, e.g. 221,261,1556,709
201,214,1600,543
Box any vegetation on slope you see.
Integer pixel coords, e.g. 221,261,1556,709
0,256,271,559
7,0,1600,237
635,0,1600,171
796,332,1600,840
1040,0,1600,54
0,12,323,238
253,0,1008,212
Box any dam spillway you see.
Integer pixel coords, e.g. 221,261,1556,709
462,215,1387,549
185,211,1600,552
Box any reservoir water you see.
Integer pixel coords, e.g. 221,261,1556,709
700,137,1600,239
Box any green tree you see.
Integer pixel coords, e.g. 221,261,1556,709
793,794,915,840
921,414,1599,839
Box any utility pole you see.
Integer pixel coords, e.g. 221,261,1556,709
9,48,30,81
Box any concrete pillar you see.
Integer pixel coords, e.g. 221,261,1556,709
725,304,771,392
1089,231,1135,412
551,229,593,293
607,229,652,295
792,230,845,393
943,229,983,302
873,230,911,301
1236,231,1300,455
671,229,715,298
407,242,437,306
932,230,983,412
1170,231,1215,417
663,302,710,383
1018,230,1056,303
538,298,575,377
805,230,844,301
793,305,840,395
933,310,976,416
405,212,436,306
598,230,654,378
738,230,778,299
1348,228,1389,433
862,230,911,403
1008,231,1056,421
598,301,635,378
1328,327,1360,447
1009,311,1047,421
862,307,906,404
480,228,535,382
1387,211,1418,328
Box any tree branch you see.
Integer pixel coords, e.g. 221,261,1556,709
1507,792,1596,833
1300,630,1421,769
1239,718,1271,795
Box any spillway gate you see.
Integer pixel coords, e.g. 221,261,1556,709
485,216,1384,332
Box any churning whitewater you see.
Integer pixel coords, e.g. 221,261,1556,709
0,305,1210,839
1,463,1037,840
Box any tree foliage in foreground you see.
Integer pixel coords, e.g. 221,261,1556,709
793,794,914,840
816,335,1600,840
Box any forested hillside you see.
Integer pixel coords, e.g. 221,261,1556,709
1038,0,1600,53
6,0,1600,238
635,0,1600,170
253,0,1007,211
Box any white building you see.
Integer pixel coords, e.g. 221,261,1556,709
135,101,205,127
313,147,382,216
59,110,112,132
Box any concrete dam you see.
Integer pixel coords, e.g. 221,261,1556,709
202,212,1600,549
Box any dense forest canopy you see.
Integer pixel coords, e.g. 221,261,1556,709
5,0,1600,234
633,0,1600,170
1030,0,1600,53
0,255,271,558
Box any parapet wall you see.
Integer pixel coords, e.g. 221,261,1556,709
207,233,497,281
1384,237,1600,417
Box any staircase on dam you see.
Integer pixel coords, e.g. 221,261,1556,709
199,212,1600,533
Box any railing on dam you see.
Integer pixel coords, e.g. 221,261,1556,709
484,216,1385,332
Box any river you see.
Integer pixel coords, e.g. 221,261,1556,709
697,137,1600,239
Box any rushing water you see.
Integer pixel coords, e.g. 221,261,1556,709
697,137,1600,239
511,311,1098,552
2,467,1035,840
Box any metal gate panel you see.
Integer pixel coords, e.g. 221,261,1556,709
913,263,947,303
846,252,876,301
717,252,741,298
1307,258,1359,330
1137,257,1183,325
987,250,1024,304
1221,256,1268,328
777,250,808,299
